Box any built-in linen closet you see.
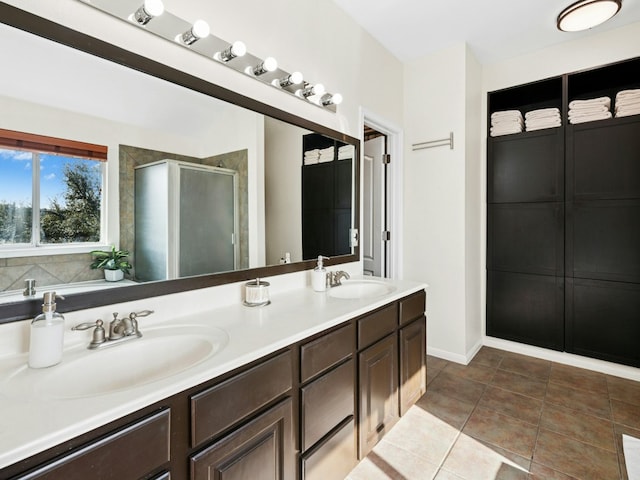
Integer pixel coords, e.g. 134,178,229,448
486,56,640,368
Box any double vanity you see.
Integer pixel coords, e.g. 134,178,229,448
0,277,427,480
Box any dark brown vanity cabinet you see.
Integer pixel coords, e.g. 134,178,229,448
3,291,427,480
357,291,427,458
299,324,357,480
487,57,640,367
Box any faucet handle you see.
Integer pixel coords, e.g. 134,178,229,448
72,319,107,348
129,309,154,319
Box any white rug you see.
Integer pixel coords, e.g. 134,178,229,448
624,434,640,480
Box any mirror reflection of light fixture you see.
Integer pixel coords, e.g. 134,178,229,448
321,93,343,106
215,41,247,62
557,0,622,32
248,57,278,76
274,71,304,88
179,19,210,45
297,83,326,98
132,0,164,25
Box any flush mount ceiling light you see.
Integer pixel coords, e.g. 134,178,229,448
557,0,622,32
132,0,164,26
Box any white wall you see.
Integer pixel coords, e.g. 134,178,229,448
402,43,470,362
264,118,307,265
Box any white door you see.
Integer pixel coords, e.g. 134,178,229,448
363,135,386,276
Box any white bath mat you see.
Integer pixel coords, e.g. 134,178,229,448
624,434,640,480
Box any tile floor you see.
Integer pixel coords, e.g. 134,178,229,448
346,347,640,480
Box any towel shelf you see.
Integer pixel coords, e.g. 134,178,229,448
411,132,454,151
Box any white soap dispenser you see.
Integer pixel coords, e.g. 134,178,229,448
312,255,329,292
28,291,65,369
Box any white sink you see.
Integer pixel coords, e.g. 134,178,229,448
327,279,396,299
5,324,228,399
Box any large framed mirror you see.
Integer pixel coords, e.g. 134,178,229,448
0,4,359,323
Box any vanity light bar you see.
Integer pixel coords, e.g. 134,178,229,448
76,0,342,112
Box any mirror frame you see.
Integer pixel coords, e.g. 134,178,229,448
0,3,360,324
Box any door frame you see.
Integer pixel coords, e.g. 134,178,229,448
360,107,404,280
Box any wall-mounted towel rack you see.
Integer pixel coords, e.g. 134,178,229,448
412,132,454,151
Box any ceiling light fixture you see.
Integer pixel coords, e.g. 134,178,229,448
557,0,622,32
274,71,304,88
216,41,247,62
132,0,164,25
179,19,210,45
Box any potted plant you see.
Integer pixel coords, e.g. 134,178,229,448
90,246,132,282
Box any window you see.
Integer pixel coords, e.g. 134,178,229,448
0,129,107,247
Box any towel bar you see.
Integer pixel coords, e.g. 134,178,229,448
412,132,454,151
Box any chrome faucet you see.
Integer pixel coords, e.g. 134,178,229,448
73,309,154,350
327,270,350,287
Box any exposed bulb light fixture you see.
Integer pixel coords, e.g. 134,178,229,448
557,0,622,32
321,93,343,106
298,83,325,98
216,41,247,62
179,19,210,45
248,57,278,76
132,0,164,25
274,71,304,88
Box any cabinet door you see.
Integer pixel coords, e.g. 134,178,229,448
358,334,398,458
191,398,294,480
400,317,426,416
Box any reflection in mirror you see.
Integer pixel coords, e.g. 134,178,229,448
0,17,358,309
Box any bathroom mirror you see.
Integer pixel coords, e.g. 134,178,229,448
0,4,359,322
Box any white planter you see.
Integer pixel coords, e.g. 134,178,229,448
104,269,124,282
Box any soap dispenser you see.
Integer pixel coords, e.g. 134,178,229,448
28,292,65,369
312,256,329,292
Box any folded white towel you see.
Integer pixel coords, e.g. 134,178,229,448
491,110,522,120
318,156,333,163
526,123,562,132
526,118,562,128
304,158,318,165
616,89,640,100
569,111,612,124
569,96,611,110
616,97,640,109
525,108,560,119
491,119,524,128
490,125,522,136
616,107,640,118
569,105,610,116
526,114,561,124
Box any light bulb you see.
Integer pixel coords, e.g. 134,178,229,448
180,19,210,45
275,71,304,88
133,0,164,25
322,93,343,106
298,83,325,98
218,41,247,62
252,57,278,76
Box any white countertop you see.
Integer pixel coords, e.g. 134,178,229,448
0,277,426,469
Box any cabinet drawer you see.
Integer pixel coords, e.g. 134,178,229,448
357,303,398,349
191,351,292,447
300,323,355,383
191,398,294,480
301,417,356,480
399,290,426,326
18,409,170,480
301,359,354,451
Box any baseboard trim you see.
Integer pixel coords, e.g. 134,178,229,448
427,339,484,366
483,336,640,382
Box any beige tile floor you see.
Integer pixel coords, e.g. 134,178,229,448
347,347,640,480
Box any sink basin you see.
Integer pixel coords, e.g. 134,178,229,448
328,279,396,299
6,324,228,399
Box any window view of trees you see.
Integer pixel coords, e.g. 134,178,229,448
0,148,103,246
